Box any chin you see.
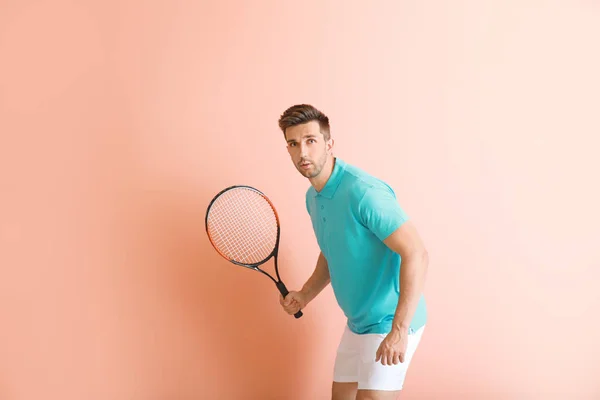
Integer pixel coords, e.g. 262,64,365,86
297,169,312,178
296,164,321,178
307,170,321,179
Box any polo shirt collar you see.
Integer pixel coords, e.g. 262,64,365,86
315,157,346,199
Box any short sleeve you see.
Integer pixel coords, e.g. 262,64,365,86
357,185,409,241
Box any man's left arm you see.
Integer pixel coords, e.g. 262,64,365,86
356,186,429,365
383,221,429,333
374,221,428,366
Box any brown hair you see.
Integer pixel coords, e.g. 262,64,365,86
278,104,330,140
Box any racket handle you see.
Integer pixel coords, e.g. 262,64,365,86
276,281,304,319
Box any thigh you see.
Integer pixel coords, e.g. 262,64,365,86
355,389,400,400
332,382,358,400
357,326,426,392
333,326,360,384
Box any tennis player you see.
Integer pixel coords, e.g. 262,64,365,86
277,104,429,400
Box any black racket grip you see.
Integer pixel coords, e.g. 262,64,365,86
276,281,303,319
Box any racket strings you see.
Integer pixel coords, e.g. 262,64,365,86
210,192,276,262
207,188,278,265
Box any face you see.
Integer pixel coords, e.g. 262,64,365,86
285,121,333,179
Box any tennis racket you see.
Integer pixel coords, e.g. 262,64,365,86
205,185,303,318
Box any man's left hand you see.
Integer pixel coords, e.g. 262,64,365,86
375,327,408,366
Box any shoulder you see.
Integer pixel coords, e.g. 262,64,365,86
343,166,408,239
340,162,396,205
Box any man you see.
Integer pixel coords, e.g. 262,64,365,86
277,104,429,400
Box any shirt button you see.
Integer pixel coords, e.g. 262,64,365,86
321,205,324,210
323,217,326,222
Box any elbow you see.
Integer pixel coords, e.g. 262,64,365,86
421,248,429,264
415,248,429,272
421,249,429,279
403,248,428,266
411,246,428,261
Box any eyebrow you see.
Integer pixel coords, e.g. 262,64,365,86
287,134,317,143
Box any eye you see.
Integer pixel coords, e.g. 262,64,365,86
288,142,296,147
308,139,316,143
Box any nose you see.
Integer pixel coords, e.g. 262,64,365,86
299,143,308,157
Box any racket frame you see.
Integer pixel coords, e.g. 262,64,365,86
205,185,303,318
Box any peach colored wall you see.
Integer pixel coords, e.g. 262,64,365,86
1,1,599,399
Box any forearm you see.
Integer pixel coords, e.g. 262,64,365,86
392,251,428,331
300,252,330,304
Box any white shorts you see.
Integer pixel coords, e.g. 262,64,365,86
333,325,425,391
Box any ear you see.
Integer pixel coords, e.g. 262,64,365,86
326,138,334,154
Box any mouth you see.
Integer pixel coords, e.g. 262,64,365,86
299,161,312,169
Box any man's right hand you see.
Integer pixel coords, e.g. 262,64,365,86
279,290,307,316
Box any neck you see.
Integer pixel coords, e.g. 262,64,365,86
310,156,336,192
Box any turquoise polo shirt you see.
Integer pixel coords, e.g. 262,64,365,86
305,158,427,335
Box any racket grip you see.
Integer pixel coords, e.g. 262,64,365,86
276,281,303,319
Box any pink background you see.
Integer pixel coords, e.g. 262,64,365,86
1,1,599,399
